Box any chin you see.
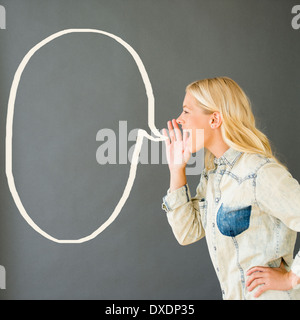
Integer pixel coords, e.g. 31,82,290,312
190,146,199,154
191,145,204,154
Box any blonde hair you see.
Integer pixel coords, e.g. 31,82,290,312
186,77,287,171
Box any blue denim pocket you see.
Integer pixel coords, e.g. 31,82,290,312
217,204,251,237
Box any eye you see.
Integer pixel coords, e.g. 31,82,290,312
183,110,189,114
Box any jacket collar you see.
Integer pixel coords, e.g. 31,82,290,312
213,147,243,168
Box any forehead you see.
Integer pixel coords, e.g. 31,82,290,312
183,91,198,108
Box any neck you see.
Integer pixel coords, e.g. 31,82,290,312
206,130,230,158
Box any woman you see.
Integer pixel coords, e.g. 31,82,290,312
161,77,300,300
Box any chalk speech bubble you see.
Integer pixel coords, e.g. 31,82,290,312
6,29,166,243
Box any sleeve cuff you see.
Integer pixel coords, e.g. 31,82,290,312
161,184,191,213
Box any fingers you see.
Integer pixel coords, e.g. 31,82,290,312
246,270,263,287
246,266,268,276
246,267,269,298
246,267,267,287
167,119,182,142
246,264,292,298
162,128,170,147
247,277,265,292
253,284,269,298
172,119,182,141
167,120,175,143
247,278,269,298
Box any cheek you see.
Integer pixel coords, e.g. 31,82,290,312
189,128,205,153
185,114,210,132
187,117,200,129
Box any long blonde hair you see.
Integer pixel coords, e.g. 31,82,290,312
186,77,287,171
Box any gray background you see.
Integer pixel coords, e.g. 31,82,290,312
0,0,299,300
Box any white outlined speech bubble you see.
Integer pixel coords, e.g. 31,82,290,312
6,29,166,243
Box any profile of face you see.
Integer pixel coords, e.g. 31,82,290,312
176,91,216,153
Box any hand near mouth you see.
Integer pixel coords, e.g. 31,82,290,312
163,119,192,172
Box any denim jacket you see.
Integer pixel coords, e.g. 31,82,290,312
162,147,300,300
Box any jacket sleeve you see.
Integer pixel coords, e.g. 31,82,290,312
255,161,300,278
161,170,208,246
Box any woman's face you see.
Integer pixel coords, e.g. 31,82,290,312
176,91,213,153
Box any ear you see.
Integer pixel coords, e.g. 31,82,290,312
210,112,222,129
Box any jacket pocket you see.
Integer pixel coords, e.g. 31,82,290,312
217,204,251,237
198,199,207,229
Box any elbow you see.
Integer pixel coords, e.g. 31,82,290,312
175,234,196,246
174,224,204,246
178,239,190,246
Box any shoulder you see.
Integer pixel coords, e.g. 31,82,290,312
232,152,275,175
237,153,296,191
233,152,286,177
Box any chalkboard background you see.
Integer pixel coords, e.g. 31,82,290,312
0,0,299,299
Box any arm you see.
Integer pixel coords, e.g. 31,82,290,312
247,161,300,296
162,175,206,246
162,119,206,245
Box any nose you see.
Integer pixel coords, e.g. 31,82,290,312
176,114,184,126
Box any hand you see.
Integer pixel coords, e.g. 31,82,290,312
163,119,191,172
246,261,298,298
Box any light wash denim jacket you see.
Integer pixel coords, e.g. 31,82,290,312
162,147,300,300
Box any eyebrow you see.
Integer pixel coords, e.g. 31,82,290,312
183,105,192,110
